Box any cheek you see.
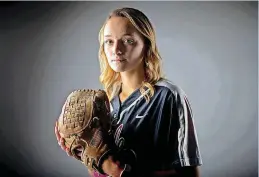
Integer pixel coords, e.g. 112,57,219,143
126,45,145,60
104,46,113,58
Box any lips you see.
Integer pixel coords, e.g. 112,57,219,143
111,55,125,61
112,58,126,62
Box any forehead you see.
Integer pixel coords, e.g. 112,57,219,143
103,16,138,37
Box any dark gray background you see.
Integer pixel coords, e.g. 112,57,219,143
1,1,258,177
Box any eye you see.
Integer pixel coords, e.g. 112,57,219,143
124,39,135,45
104,39,113,45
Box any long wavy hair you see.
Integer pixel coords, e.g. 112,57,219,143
98,7,164,101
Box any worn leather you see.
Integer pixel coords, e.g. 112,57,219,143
57,89,115,174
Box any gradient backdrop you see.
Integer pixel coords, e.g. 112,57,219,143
1,1,258,177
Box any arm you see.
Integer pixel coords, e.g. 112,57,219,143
152,89,203,177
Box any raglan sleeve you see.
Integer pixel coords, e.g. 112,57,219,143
165,88,203,168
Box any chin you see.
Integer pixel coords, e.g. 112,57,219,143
109,64,126,72
111,67,127,72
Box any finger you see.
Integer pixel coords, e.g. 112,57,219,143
56,125,62,142
66,151,73,156
56,103,67,143
60,139,67,150
60,138,66,147
66,148,73,156
54,122,61,141
61,101,67,115
60,144,66,151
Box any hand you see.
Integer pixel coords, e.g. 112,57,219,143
54,121,73,156
102,156,125,177
54,101,73,156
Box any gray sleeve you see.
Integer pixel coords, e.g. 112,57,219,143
169,90,203,167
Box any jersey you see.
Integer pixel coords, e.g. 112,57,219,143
109,78,202,173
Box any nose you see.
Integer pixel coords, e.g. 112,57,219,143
112,41,124,55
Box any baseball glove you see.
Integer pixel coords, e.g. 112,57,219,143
57,89,116,175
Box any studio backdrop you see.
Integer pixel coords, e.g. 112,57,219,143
1,1,258,177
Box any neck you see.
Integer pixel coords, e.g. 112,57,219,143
120,68,145,95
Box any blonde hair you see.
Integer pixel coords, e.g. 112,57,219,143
98,7,164,101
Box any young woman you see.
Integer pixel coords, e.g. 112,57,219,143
55,7,202,177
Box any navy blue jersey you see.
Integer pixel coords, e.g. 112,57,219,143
109,78,202,172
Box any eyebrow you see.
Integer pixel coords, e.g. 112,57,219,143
104,34,133,38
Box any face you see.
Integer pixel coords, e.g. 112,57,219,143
103,16,146,72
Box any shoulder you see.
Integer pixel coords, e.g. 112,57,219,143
154,78,194,118
154,78,187,101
